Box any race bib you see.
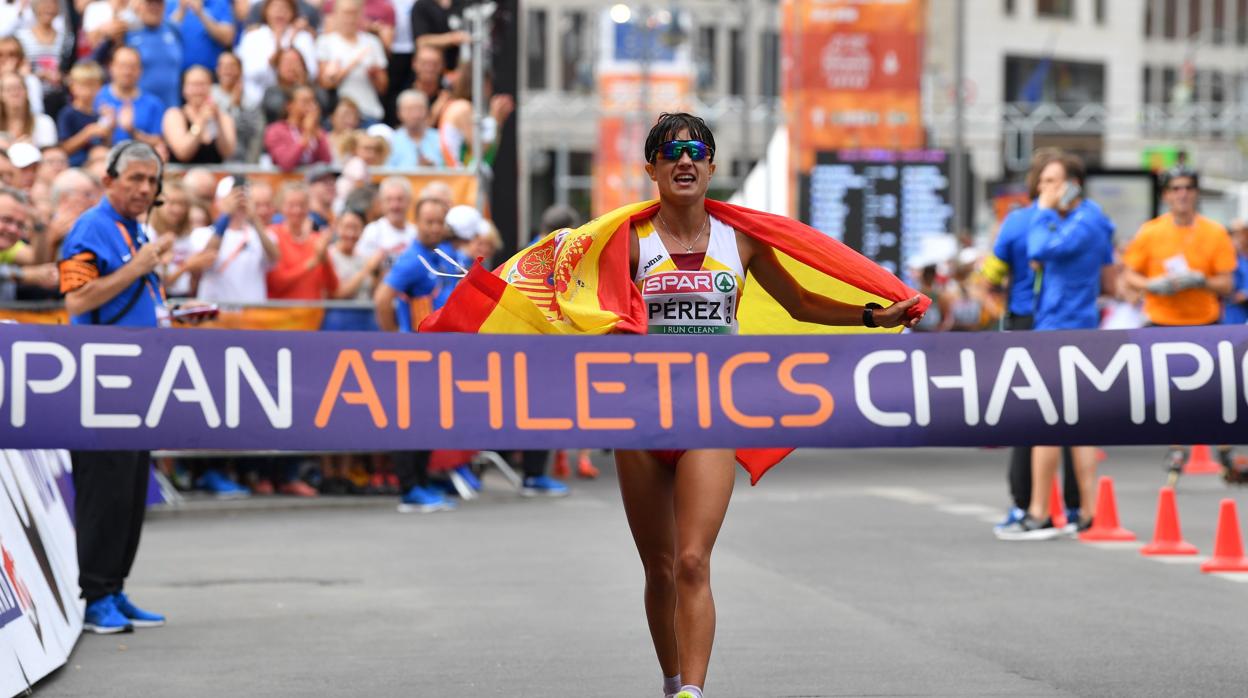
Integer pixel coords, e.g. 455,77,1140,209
1163,253,1190,275
641,270,738,335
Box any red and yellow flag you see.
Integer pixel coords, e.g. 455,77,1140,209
421,200,928,482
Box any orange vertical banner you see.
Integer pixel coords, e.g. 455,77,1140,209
594,10,694,217
782,0,926,176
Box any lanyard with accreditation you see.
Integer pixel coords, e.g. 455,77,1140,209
101,220,170,327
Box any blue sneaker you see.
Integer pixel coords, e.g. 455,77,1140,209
521,475,569,498
195,469,250,499
113,591,165,627
83,595,133,634
397,485,456,513
453,464,482,492
992,507,1026,534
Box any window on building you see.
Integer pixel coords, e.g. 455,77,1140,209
729,28,745,97
1212,0,1226,43
559,10,593,94
1143,65,1154,104
695,25,717,93
1211,71,1226,106
1161,65,1177,103
1004,55,1105,106
760,30,780,98
1095,0,1106,23
1189,0,1202,38
1164,0,1178,38
1004,0,1016,15
1238,0,1248,44
1036,0,1074,18
527,9,547,91
1146,0,1154,37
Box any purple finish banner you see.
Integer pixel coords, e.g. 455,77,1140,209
1,325,1246,451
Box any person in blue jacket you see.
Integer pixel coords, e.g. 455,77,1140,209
987,149,1079,538
998,152,1115,541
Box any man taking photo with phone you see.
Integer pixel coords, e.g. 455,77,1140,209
997,152,1116,540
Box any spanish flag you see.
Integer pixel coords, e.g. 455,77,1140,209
421,200,928,483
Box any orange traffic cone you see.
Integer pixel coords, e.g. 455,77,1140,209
1095,448,1108,463
1200,499,1248,573
1079,476,1136,542
1048,476,1067,528
1140,487,1198,556
1183,445,1221,475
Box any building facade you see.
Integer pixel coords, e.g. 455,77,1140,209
925,0,1248,191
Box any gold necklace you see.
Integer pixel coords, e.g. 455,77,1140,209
656,212,709,253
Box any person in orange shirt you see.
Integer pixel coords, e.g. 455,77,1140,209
1122,165,1239,484
265,181,339,300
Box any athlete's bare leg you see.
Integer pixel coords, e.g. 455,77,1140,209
670,448,735,688
617,449,680,677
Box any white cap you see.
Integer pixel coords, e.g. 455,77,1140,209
366,123,395,141
445,204,487,241
8,142,40,169
215,176,235,201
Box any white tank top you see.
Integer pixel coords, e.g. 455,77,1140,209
633,214,746,335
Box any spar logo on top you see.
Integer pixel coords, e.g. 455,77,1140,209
642,270,738,335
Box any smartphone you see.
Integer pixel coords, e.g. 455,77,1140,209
1059,182,1082,210
233,174,247,190
171,304,220,322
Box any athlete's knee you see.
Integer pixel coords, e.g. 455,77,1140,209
642,552,676,587
674,549,710,588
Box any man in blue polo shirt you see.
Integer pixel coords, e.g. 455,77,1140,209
127,0,184,110
167,0,235,71
57,142,172,633
374,196,458,332
95,47,166,148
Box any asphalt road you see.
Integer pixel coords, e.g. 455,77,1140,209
37,447,1248,697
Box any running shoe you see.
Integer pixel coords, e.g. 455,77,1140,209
994,514,1062,541
83,595,133,634
278,480,318,497
454,464,482,492
252,478,275,496
195,469,250,498
520,475,570,498
1164,447,1185,488
112,592,165,628
397,485,456,513
992,507,1026,534
552,450,570,479
1062,507,1081,536
576,453,600,479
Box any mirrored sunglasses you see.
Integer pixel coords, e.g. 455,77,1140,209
651,139,712,163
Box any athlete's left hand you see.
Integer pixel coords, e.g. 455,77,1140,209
876,295,924,329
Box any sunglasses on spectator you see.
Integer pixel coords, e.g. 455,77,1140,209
649,140,712,163
1166,184,1197,192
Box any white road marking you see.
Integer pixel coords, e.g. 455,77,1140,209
863,487,948,506
1145,555,1206,565
1209,572,1248,583
937,503,1001,517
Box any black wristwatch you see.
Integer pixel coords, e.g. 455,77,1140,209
863,302,883,328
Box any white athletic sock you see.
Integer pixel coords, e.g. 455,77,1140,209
663,674,682,696
678,686,703,698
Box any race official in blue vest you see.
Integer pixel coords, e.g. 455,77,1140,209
56,142,171,634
